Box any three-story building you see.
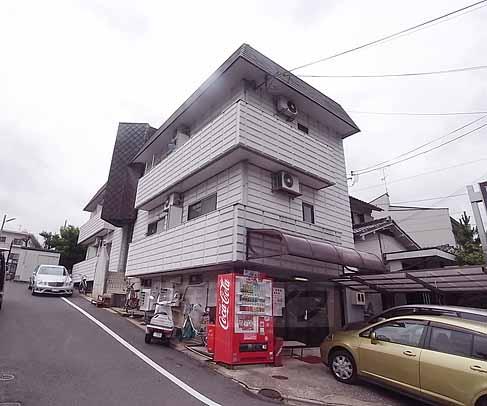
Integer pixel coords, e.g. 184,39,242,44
74,45,384,344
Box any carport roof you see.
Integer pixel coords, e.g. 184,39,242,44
334,265,487,294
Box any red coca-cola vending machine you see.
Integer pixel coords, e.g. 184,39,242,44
214,272,274,365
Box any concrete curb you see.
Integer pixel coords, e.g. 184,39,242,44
101,305,355,406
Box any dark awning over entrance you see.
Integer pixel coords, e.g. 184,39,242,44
333,265,487,293
247,229,386,273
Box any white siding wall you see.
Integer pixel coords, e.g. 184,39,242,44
182,164,243,221
78,209,115,244
354,235,381,258
126,205,236,277
108,227,123,273
375,207,455,248
242,88,353,248
72,256,98,283
380,233,408,253
135,103,239,208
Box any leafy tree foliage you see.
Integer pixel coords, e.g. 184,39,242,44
40,225,86,270
453,212,485,265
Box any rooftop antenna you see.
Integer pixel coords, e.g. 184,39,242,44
381,167,389,194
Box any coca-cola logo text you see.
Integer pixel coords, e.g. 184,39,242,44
218,278,231,330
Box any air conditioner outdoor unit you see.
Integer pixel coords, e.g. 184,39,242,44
139,288,157,312
175,128,190,148
276,96,298,121
162,193,182,211
351,292,366,306
272,171,301,196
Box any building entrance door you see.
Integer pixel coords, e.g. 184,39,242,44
278,283,330,347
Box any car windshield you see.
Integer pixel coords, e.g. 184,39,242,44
37,266,67,276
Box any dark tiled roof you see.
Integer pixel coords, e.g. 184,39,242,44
353,218,420,250
101,123,156,227
134,43,359,161
350,196,383,213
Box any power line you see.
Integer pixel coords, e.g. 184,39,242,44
298,65,487,78
289,0,487,72
352,157,487,192
349,110,487,116
352,118,487,175
392,193,467,204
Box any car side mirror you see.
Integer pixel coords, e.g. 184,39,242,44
370,331,378,345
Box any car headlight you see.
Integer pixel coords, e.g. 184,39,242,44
65,280,73,287
37,280,46,286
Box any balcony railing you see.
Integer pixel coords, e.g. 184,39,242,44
72,256,98,283
135,103,239,209
78,211,115,244
125,203,341,277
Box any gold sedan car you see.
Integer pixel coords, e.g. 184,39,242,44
321,315,487,406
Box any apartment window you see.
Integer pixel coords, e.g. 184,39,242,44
188,194,217,221
302,202,315,224
146,216,167,237
0,236,6,243
297,123,309,134
13,238,24,246
147,221,158,236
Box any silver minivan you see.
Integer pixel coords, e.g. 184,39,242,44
29,265,73,296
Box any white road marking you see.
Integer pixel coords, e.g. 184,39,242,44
61,297,221,406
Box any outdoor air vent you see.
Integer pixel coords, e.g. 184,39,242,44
272,171,301,196
276,96,298,121
351,292,366,306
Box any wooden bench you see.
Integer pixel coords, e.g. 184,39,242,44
283,340,306,358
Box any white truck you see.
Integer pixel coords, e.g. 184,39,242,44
14,247,61,283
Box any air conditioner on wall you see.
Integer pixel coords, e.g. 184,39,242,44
276,96,298,121
272,171,301,196
163,193,182,211
351,292,366,306
139,288,157,312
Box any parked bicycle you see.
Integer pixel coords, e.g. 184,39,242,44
124,281,139,313
182,304,209,346
78,275,88,295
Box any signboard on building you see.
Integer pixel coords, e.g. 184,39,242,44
272,287,285,317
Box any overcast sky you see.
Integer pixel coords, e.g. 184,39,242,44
1,0,487,238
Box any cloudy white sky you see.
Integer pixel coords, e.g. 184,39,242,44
1,0,486,238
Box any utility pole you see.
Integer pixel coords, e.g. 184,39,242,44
1,214,16,232
467,184,487,263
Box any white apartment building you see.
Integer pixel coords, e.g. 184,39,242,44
0,229,42,275
370,193,457,248
74,45,384,344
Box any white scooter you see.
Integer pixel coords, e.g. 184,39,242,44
144,289,180,345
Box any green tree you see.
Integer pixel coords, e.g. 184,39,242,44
40,225,86,270
453,212,485,265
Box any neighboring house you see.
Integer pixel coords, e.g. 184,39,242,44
342,196,459,320
370,193,457,248
72,123,157,299
0,229,41,275
75,44,384,345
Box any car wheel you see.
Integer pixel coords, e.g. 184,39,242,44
476,396,487,406
330,350,357,384
145,333,152,344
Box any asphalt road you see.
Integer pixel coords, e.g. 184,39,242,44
0,282,270,406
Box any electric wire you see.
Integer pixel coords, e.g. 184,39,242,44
349,110,487,116
289,0,487,72
298,65,487,78
351,157,487,192
351,118,487,175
